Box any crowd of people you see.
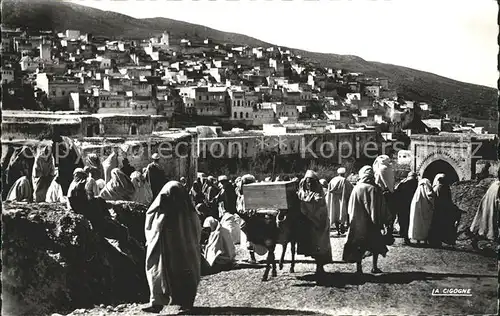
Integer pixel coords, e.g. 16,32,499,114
3,146,499,314
5,146,167,207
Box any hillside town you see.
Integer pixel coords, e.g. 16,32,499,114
1,11,498,316
1,27,491,139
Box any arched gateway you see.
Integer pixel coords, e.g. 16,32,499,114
410,133,497,184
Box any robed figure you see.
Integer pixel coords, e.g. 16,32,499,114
202,216,236,272
102,150,119,184
6,175,32,202
470,175,500,247
143,181,201,314
342,166,390,274
99,168,135,201
144,153,167,200
32,145,55,202
408,179,435,243
297,170,332,276
326,167,353,234
428,174,461,246
393,172,418,244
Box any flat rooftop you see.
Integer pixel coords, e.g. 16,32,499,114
2,111,160,120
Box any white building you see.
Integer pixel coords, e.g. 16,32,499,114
1,68,15,84
65,30,81,40
39,43,51,61
20,56,42,72
160,32,170,46
346,93,361,104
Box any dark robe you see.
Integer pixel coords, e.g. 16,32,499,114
85,154,105,181
144,162,167,200
53,136,83,195
205,184,220,219
342,180,390,263
394,176,418,238
3,146,34,200
145,181,201,308
121,164,135,178
428,183,460,246
67,176,90,215
190,181,205,208
297,179,332,264
213,182,238,218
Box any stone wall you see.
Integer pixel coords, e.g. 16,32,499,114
198,130,379,161
2,122,82,140
79,134,197,185
99,116,153,136
1,112,169,140
2,201,149,316
152,116,170,132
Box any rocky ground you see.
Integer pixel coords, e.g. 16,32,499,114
52,236,497,316
2,178,498,316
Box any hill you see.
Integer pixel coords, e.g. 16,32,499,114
1,0,271,45
2,0,497,122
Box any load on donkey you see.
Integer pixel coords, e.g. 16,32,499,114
237,180,302,281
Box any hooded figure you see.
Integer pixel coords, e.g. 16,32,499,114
202,216,236,270
212,175,240,243
319,179,328,196
212,176,237,216
102,150,119,184
67,168,90,214
297,170,332,276
236,174,256,211
52,135,83,195
6,175,32,202
99,168,135,201
3,145,34,200
179,177,188,188
84,166,100,198
470,173,500,246
85,153,105,181
393,171,418,244
143,181,201,314
205,176,220,219
121,157,135,178
190,180,205,208
342,166,390,274
144,153,167,200
326,167,353,235
428,174,460,246
131,171,154,205
46,169,66,203
32,145,55,202
373,155,396,243
408,178,436,243
373,155,395,193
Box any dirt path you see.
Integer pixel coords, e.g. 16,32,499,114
59,236,497,316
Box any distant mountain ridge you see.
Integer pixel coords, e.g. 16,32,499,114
2,0,497,122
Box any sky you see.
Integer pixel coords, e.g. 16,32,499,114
68,0,497,88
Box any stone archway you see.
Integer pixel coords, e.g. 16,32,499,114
416,151,467,182
422,159,460,184
411,134,497,182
